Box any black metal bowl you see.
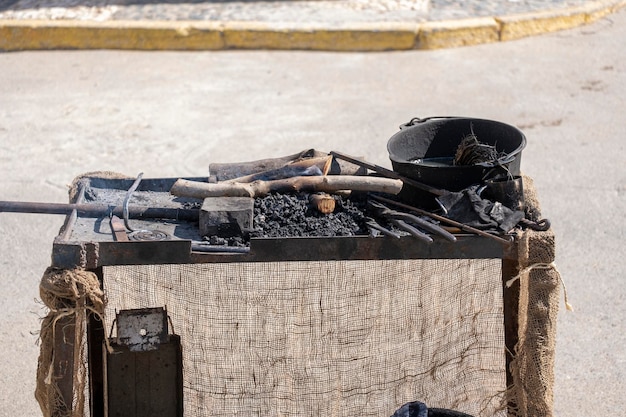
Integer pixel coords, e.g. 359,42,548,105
387,116,526,208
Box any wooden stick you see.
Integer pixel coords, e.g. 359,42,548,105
227,156,332,183
210,150,365,181
209,149,320,181
170,176,403,199
309,193,336,214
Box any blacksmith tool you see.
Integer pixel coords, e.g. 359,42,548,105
0,200,199,220
365,217,402,239
368,200,457,243
371,194,513,246
519,218,551,231
122,172,144,232
109,215,129,242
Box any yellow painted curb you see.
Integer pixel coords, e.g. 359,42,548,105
223,22,418,51
497,0,626,41
0,0,624,52
0,20,224,51
581,0,618,21
417,17,499,50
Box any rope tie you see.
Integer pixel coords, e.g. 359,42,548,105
505,262,573,311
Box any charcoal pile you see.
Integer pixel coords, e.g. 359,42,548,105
250,193,369,238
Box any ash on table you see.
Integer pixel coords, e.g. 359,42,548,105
251,193,370,238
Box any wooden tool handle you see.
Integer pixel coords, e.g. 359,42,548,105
309,193,336,214
170,176,403,199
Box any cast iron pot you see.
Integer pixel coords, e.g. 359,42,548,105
387,116,526,208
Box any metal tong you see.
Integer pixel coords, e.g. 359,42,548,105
366,200,457,243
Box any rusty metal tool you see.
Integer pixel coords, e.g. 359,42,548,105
368,200,457,243
0,200,199,220
392,219,433,243
122,172,144,232
368,200,443,243
109,215,129,241
365,218,402,239
190,242,251,253
365,215,431,243
519,217,551,231
371,194,513,246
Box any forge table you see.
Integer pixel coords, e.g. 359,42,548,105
45,174,558,417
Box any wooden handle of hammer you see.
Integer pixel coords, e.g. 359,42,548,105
170,176,403,199
309,193,336,214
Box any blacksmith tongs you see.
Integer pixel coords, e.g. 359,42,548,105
367,200,457,243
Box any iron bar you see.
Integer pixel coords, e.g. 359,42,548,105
370,194,513,246
0,200,199,221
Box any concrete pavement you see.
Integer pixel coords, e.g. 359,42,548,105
1,5,625,417
0,0,625,51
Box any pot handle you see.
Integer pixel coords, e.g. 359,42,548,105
399,116,462,130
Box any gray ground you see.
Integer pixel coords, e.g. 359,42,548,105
1,7,625,417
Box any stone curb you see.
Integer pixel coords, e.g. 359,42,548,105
0,0,624,51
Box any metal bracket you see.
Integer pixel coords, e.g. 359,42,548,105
115,307,169,352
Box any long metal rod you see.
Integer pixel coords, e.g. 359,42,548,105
0,200,200,221
123,172,144,231
330,150,447,196
370,194,513,246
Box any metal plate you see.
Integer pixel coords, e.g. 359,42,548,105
116,308,168,352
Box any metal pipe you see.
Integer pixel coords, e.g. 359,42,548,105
123,172,144,231
0,200,200,221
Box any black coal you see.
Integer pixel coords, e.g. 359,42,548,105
202,192,425,247
250,193,369,238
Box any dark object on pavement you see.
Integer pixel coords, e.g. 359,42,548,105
390,401,474,417
391,401,428,417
